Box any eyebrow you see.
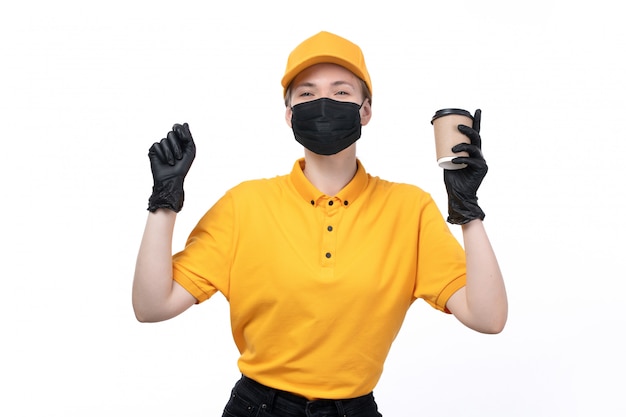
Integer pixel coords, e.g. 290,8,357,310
294,80,356,90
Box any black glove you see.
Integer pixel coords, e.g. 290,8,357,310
147,123,196,212
443,109,488,224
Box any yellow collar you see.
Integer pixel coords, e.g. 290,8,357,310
289,158,369,208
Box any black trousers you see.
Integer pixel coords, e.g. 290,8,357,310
222,375,383,417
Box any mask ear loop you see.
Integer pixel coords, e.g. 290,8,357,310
357,98,371,123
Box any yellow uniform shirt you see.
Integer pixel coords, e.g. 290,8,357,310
172,158,466,400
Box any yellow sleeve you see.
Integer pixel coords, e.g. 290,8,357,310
414,195,467,312
172,191,236,303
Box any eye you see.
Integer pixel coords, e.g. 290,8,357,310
333,86,356,99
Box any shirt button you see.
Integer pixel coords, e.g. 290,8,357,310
343,200,349,206
310,200,315,205
327,226,333,232
328,200,334,206
325,252,332,258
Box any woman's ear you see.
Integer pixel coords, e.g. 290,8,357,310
285,105,293,128
360,99,372,126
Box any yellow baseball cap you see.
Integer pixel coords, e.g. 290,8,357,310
281,31,372,97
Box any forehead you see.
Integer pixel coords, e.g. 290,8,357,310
291,63,360,88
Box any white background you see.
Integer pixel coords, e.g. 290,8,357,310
1,1,624,416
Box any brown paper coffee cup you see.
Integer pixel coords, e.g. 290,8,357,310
431,108,474,169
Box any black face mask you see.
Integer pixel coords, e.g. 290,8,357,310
291,98,363,155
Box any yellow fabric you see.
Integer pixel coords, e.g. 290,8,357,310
281,31,372,97
172,158,466,400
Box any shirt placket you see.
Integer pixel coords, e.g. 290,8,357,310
320,196,342,279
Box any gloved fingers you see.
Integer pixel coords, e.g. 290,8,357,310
149,124,189,166
451,155,487,171
472,109,482,133
174,124,196,164
452,142,484,160
148,142,159,159
165,130,183,160
153,135,177,165
173,123,193,143
149,140,174,165
457,124,482,149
